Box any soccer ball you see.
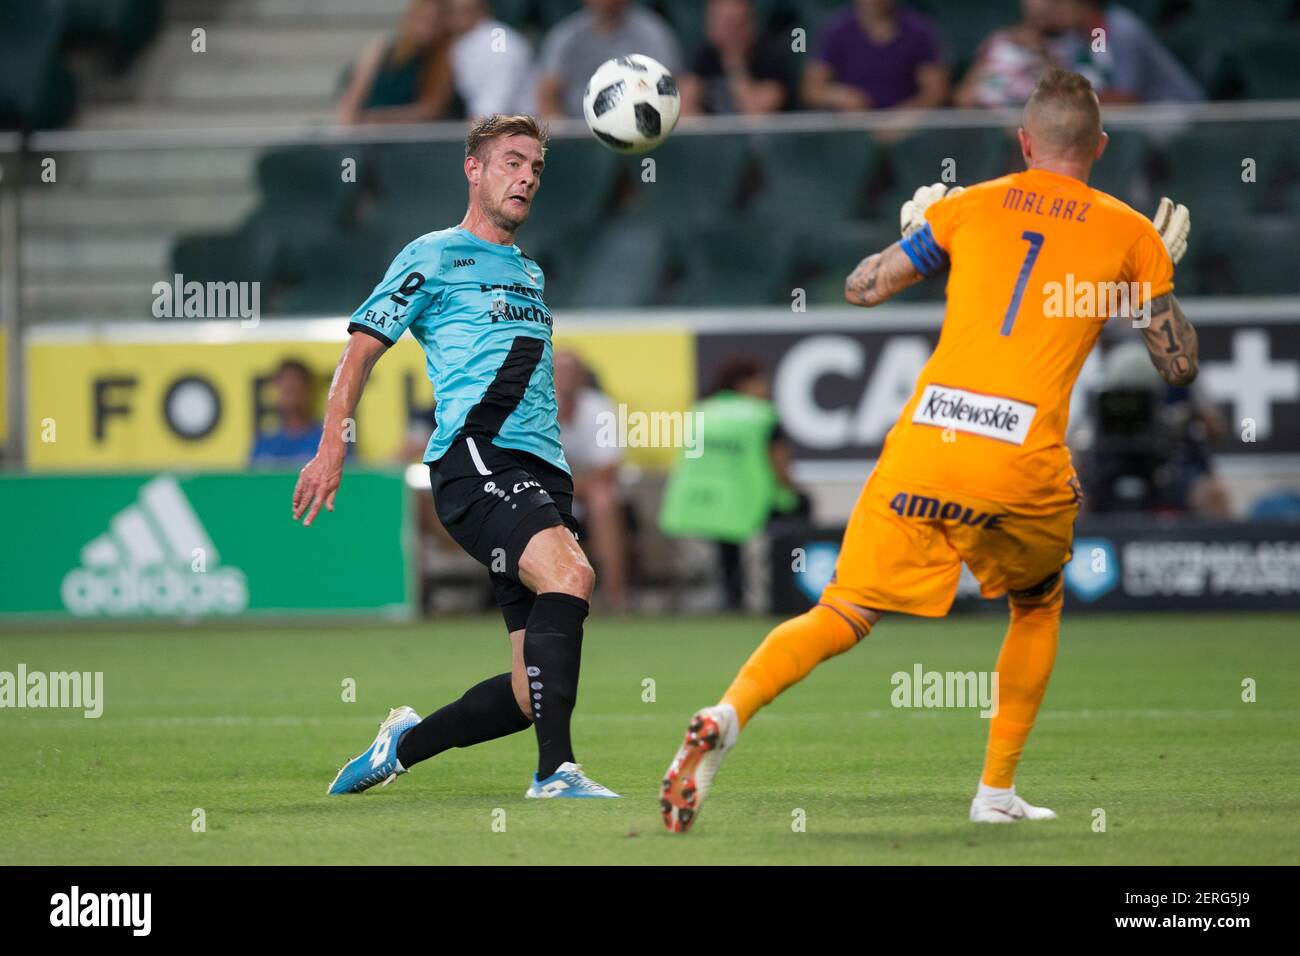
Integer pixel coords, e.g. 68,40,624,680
582,55,681,154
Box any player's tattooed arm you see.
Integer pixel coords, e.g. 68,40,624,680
1141,293,1199,387
292,331,388,525
845,241,925,308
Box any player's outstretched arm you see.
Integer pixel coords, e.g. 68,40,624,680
845,241,925,308
292,331,389,526
1140,293,1199,387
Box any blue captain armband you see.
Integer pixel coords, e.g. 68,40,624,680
899,223,949,277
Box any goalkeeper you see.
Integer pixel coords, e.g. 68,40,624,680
660,70,1196,833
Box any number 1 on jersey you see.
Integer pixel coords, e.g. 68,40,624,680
1001,230,1045,336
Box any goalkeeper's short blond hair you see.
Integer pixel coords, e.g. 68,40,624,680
1023,69,1103,159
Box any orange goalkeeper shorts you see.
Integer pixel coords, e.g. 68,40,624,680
820,471,1081,618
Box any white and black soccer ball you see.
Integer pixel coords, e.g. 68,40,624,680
582,54,681,154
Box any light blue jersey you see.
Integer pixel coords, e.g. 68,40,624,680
348,226,568,473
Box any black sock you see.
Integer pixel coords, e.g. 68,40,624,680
396,672,531,769
523,592,589,779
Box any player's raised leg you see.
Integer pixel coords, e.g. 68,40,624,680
970,574,1063,823
517,524,619,798
327,667,535,796
327,706,423,795
661,599,873,832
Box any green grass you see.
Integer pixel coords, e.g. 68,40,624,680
1,613,1297,865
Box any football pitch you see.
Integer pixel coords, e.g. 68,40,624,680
1,613,1297,866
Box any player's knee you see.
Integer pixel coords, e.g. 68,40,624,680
542,550,594,600
566,556,596,599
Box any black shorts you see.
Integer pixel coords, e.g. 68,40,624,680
429,435,577,632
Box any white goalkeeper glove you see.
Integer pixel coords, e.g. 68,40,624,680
900,182,963,238
1152,196,1190,265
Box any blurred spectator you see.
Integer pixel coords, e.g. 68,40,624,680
802,0,949,111
1050,0,1203,103
537,0,682,118
680,0,794,115
250,359,330,466
1076,343,1230,516
659,358,808,611
336,0,456,125
554,350,629,611
449,0,537,116
955,0,1059,108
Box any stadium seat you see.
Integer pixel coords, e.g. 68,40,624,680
1113,0,1169,24
1213,219,1300,296
657,0,710,60
1231,32,1300,100
916,0,1019,76
751,130,878,223
250,144,363,275
665,215,797,306
877,126,1018,216
790,220,900,306
786,0,848,32
169,221,279,304
544,218,672,309
525,137,622,232
536,0,582,31
1181,218,1300,296
369,139,470,235
488,0,535,30
625,133,752,225
1088,129,1152,211
274,230,402,316
0,0,75,129
61,0,161,67
1156,126,1271,221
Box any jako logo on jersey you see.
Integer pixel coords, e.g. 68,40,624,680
452,258,476,267
1064,538,1118,601
912,384,1036,445
61,476,249,617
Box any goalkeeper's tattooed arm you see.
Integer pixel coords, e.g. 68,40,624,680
1141,293,1199,387
845,241,925,307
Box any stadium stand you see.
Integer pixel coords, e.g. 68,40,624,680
3,0,1298,323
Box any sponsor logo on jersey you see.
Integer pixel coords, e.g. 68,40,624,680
911,384,1036,445
887,492,1006,529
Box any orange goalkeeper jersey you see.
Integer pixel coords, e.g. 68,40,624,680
877,166,1175,507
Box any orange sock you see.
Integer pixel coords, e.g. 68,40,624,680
722,601,870,728
981,584,1062,788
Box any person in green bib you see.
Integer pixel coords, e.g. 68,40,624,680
659,358,808,610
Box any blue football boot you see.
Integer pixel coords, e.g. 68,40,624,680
525,761,621,799
327,706,421,795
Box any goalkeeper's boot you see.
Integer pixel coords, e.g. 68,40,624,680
969,787,1057,823
327,706,421,795
525,762,621,799
661,703,739,833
